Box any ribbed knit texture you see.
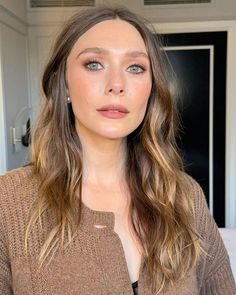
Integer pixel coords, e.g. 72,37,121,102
0,166,235,294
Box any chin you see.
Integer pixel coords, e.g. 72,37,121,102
102,134,127,141
101,129,137,141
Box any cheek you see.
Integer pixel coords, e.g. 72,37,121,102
133,79,152,110
68,70,89,95
68,71,105,106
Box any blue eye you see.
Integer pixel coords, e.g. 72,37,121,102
128,64,145,74
85,61,103,71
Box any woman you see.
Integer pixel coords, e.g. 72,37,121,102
0,6,235,295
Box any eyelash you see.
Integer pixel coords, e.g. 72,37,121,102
84,60,146,74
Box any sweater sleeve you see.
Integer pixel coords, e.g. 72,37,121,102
0,177,13,294
0,221,12,294
190,177,236,295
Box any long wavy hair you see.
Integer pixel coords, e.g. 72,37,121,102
26,6,203,294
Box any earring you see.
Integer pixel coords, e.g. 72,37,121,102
66,96,71,104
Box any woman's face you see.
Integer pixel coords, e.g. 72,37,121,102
66,19,152,141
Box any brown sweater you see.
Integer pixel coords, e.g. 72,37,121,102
0,166,235,295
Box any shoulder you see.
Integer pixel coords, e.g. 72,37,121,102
0,165,39,223
0,164,35,192
180,172,207,212
0,165,42,257
180,171,204,194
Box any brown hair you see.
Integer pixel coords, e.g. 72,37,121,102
26,6,203,294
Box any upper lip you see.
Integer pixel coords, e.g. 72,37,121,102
97,104,129,113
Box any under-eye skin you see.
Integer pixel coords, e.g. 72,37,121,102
84,60,103,71
127,64,145,74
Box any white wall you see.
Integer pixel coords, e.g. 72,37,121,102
28,25,61,121
0,23,30,170
139,0,236,23
0,2,29,173
26,0,236,25
0,0,27,22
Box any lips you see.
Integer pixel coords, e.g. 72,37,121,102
97,104,129,113
96,104,129,119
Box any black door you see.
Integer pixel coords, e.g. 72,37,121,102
161,32,227,227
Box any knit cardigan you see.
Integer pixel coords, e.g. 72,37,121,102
0,166,235,295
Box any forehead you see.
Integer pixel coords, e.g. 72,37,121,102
72,19,147,53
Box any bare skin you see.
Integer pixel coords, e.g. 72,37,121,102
66,19,152,283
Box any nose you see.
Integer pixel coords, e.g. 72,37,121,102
105,69,125,96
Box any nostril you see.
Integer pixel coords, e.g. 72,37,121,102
108,88,124,94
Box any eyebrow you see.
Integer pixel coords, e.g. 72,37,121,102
77,47,149,59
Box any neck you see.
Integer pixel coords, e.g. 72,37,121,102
79,133,128,188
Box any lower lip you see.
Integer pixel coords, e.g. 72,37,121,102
97,110,128,119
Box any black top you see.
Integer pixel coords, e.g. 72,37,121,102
132,280,138,295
